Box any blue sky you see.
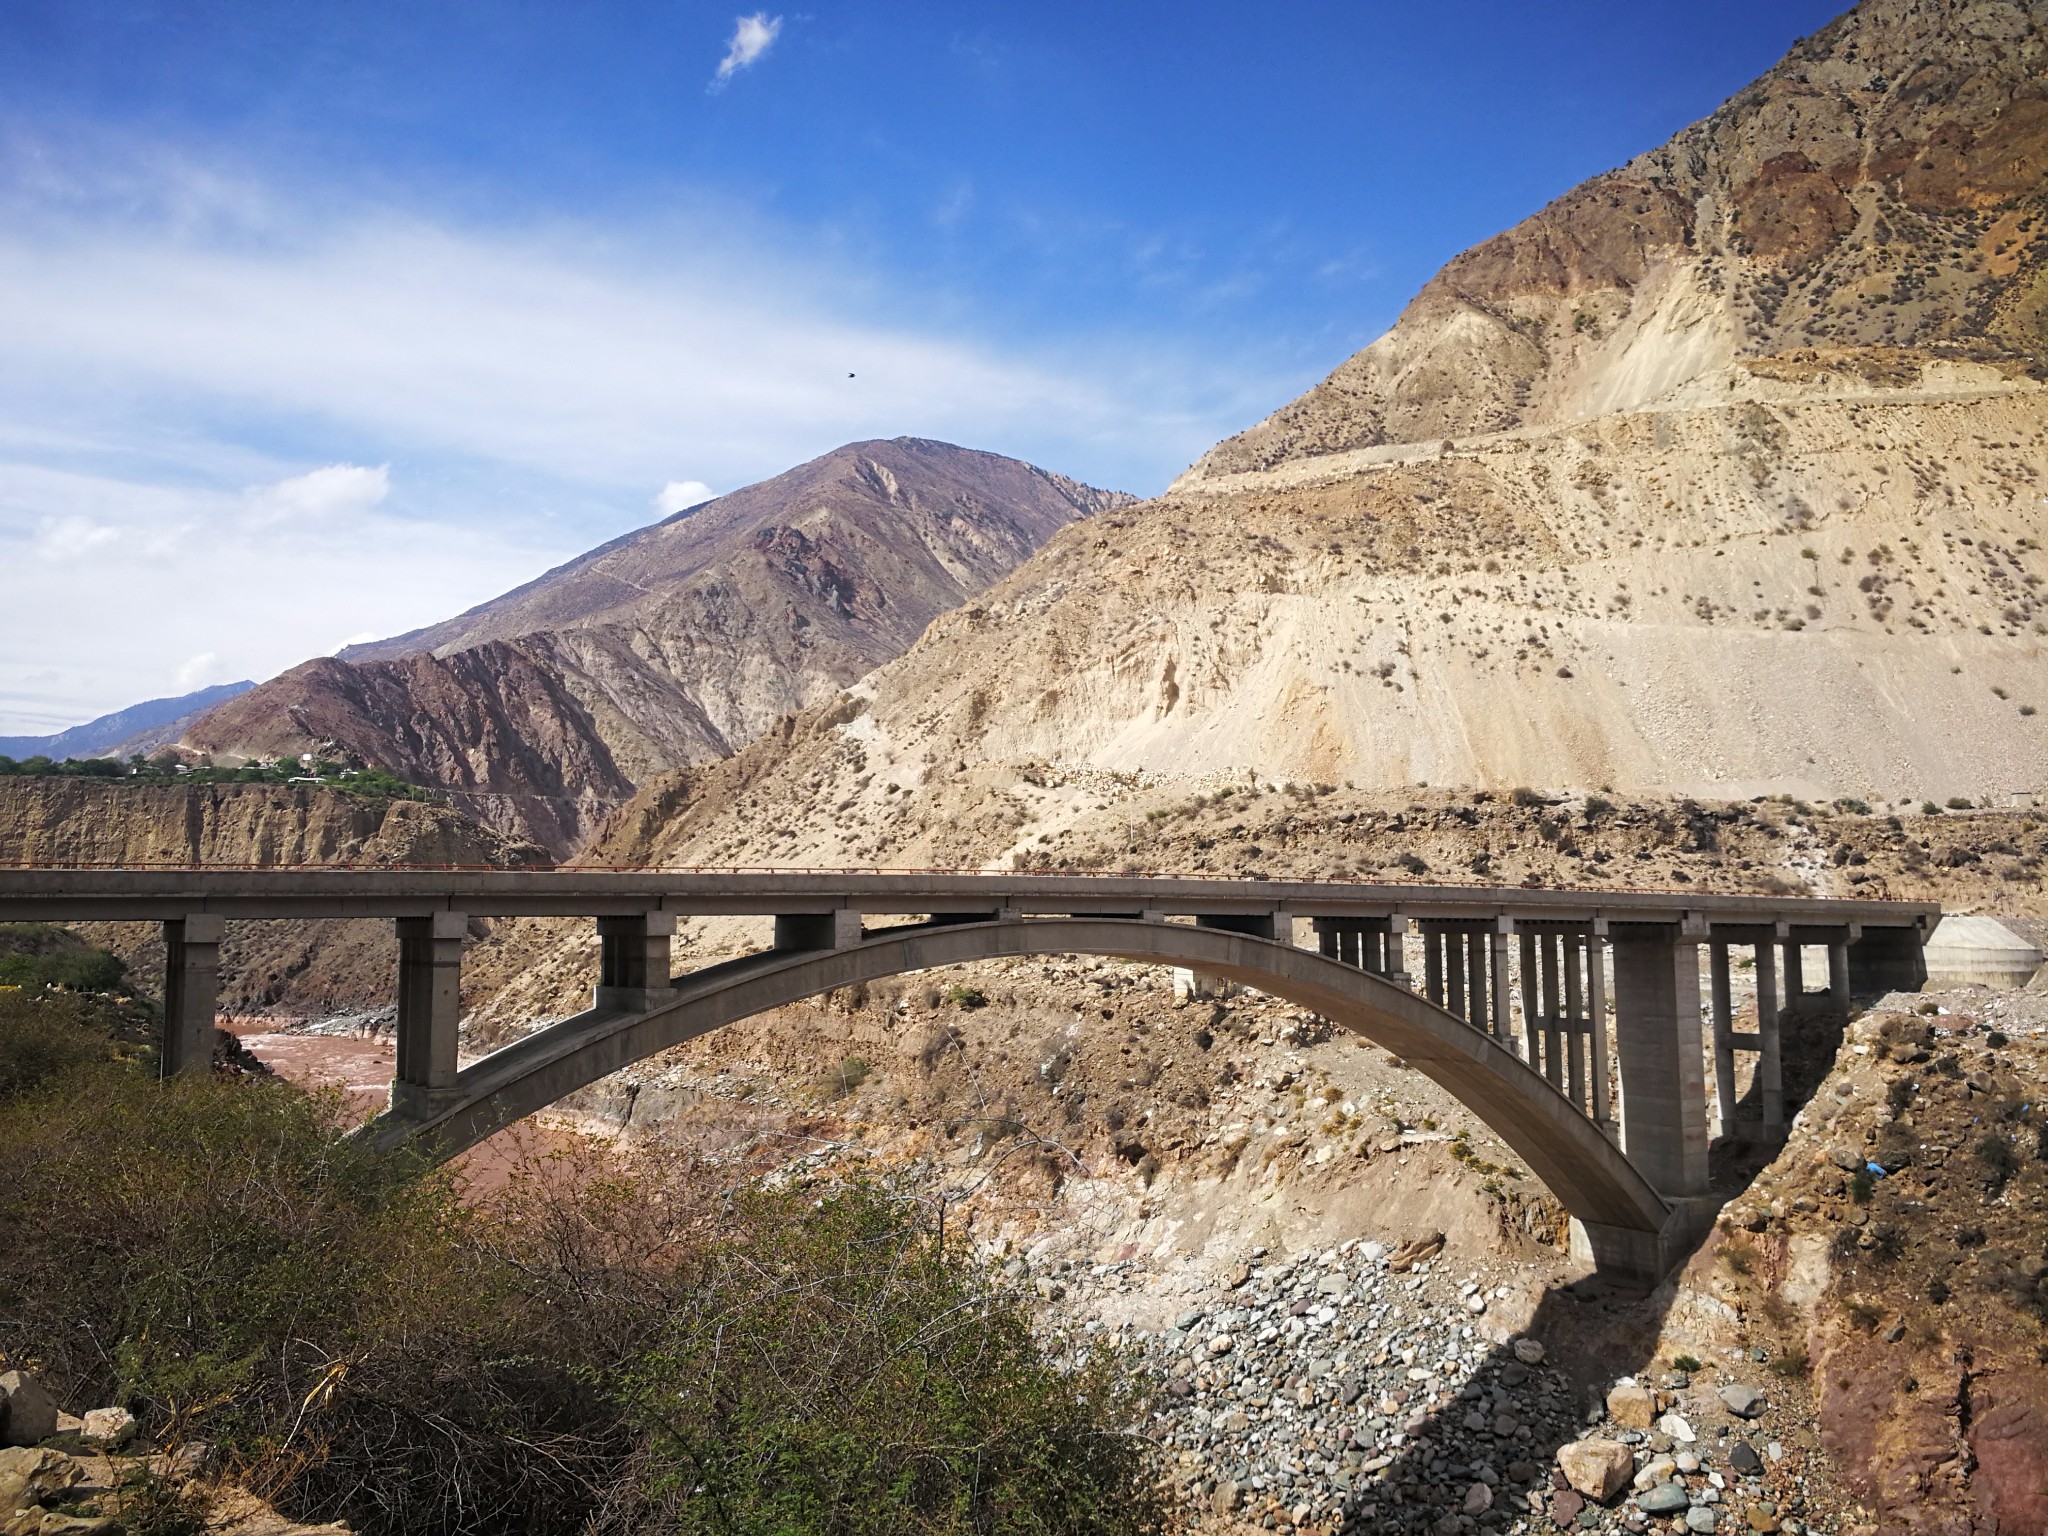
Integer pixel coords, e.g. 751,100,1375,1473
0,0,1848,734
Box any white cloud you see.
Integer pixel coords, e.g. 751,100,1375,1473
173,652,222,691
30,515,120,561
0,145,1292,732
715,14,782,83
656,479,715,515
247,462,389,523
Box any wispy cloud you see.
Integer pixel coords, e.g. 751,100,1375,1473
0,143,1289,732
714,14,782,85
655,480,715,515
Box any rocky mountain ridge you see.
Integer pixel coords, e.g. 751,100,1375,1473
1183,0,2048,483
179,438,1128,853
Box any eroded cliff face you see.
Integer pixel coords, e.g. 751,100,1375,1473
0,778,543,1013
0,779,540,869
1184,0,2048,481
183,438,1129,855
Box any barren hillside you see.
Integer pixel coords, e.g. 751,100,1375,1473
181,438,1128,853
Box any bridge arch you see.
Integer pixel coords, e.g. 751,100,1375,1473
363,916,1671,1240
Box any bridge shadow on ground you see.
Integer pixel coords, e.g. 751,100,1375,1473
1322,1013,1852,1534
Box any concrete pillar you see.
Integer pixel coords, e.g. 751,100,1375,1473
1827,941,1851,1013
1782,938,1806,1004
1847,925,1928,996
596,912,676,1013
1465,931,1487,1033
1540,933,1563,1089
1423,931,1445,1007
1315,921,1340,960
775,910,864,951
1517,931,1539,1064
1587,931,1611,1131
1709,942,1738,1141
1609,925,1709,1197
160,914,224,1078
391,911,465,1118
1490,923,1513,1044
1564,935,1587,1111
1384,916,1409,990
1445,932,1466,1019
1754,939,1784,1140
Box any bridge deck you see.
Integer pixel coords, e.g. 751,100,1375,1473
0,866,1941,931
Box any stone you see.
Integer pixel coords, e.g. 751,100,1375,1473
1462,1482,1493,1515
1511,1337,1546,1365
1464,1292,1487,1313
1635,1455,1677,1491
1556,1439,1634,1501
1658,1412,1696,1443
1552,1489,1586,1523
1675,1453,1700,1474
1745,1507,1781,1533
0,1447,81,1512
1717,1383,1766,1418
1640,1482,1692,1514
1728,1441,1764,1475
0,1376,57,1450
1686,1509,1720,1533
1207,1334,1235,1356
78,1409,134,1450
1211,1481,1241,1514
1492,1413,1518,1437
1607,1384,1657,1430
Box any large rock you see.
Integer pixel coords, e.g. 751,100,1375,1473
1557,1438,1634,1501
1607,1382,1657,1429
1718,1382,1767,1419
1640,1482,1693,1514
0,1375,57,1449
0,1447,82,1513
78,1409,133,1451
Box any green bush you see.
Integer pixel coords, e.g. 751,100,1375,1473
624,1183,1166,1536
944,984,989,1010
0,1023,1165,1536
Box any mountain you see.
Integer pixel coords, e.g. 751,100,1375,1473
177,439,1131,853
0,680,255,762
1183,0,2047,482
575,0,2048,884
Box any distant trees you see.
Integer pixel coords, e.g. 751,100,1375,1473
0,753,429,802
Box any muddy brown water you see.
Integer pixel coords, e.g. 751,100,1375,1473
225,1019,605,1194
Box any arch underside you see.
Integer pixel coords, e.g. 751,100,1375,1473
362,917,1670,1235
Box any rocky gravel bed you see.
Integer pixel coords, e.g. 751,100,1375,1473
1048,1241,1849,1535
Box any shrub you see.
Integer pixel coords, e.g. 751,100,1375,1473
0,989,120,1099
623,1183,1166,1536
1671,1354,1702,1373
944,984,989,1010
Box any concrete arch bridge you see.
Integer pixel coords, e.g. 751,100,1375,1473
0,869,1935,1282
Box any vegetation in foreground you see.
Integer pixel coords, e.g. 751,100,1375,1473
0,954,1168,1536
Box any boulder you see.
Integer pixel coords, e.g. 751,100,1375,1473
1511,1337,1546,1366
1462,1482,1493,1515
1718,1382,1767,1418
78,1409,134,1451
1607,1382,1657,1429
0,1376,57,1449
1729,1440,1764,1474
0,1447,82,1513
1386,1232,1445,1273
1640,1482,1692,1514
1556,1438,1634,1501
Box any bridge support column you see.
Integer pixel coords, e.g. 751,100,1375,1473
160,915,224,1078
1756,937,1784,1140
1587,930,1610,1132
774,910,864,951
596,913,676,1012
1782,936,1806,1006
1847,924,1926,996
1384,916,1409,990
1610,925,1708,1197
1490,922,1513,1045
391,912,466,1119
1827,940,1851,1013
1709,942,1738,1142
